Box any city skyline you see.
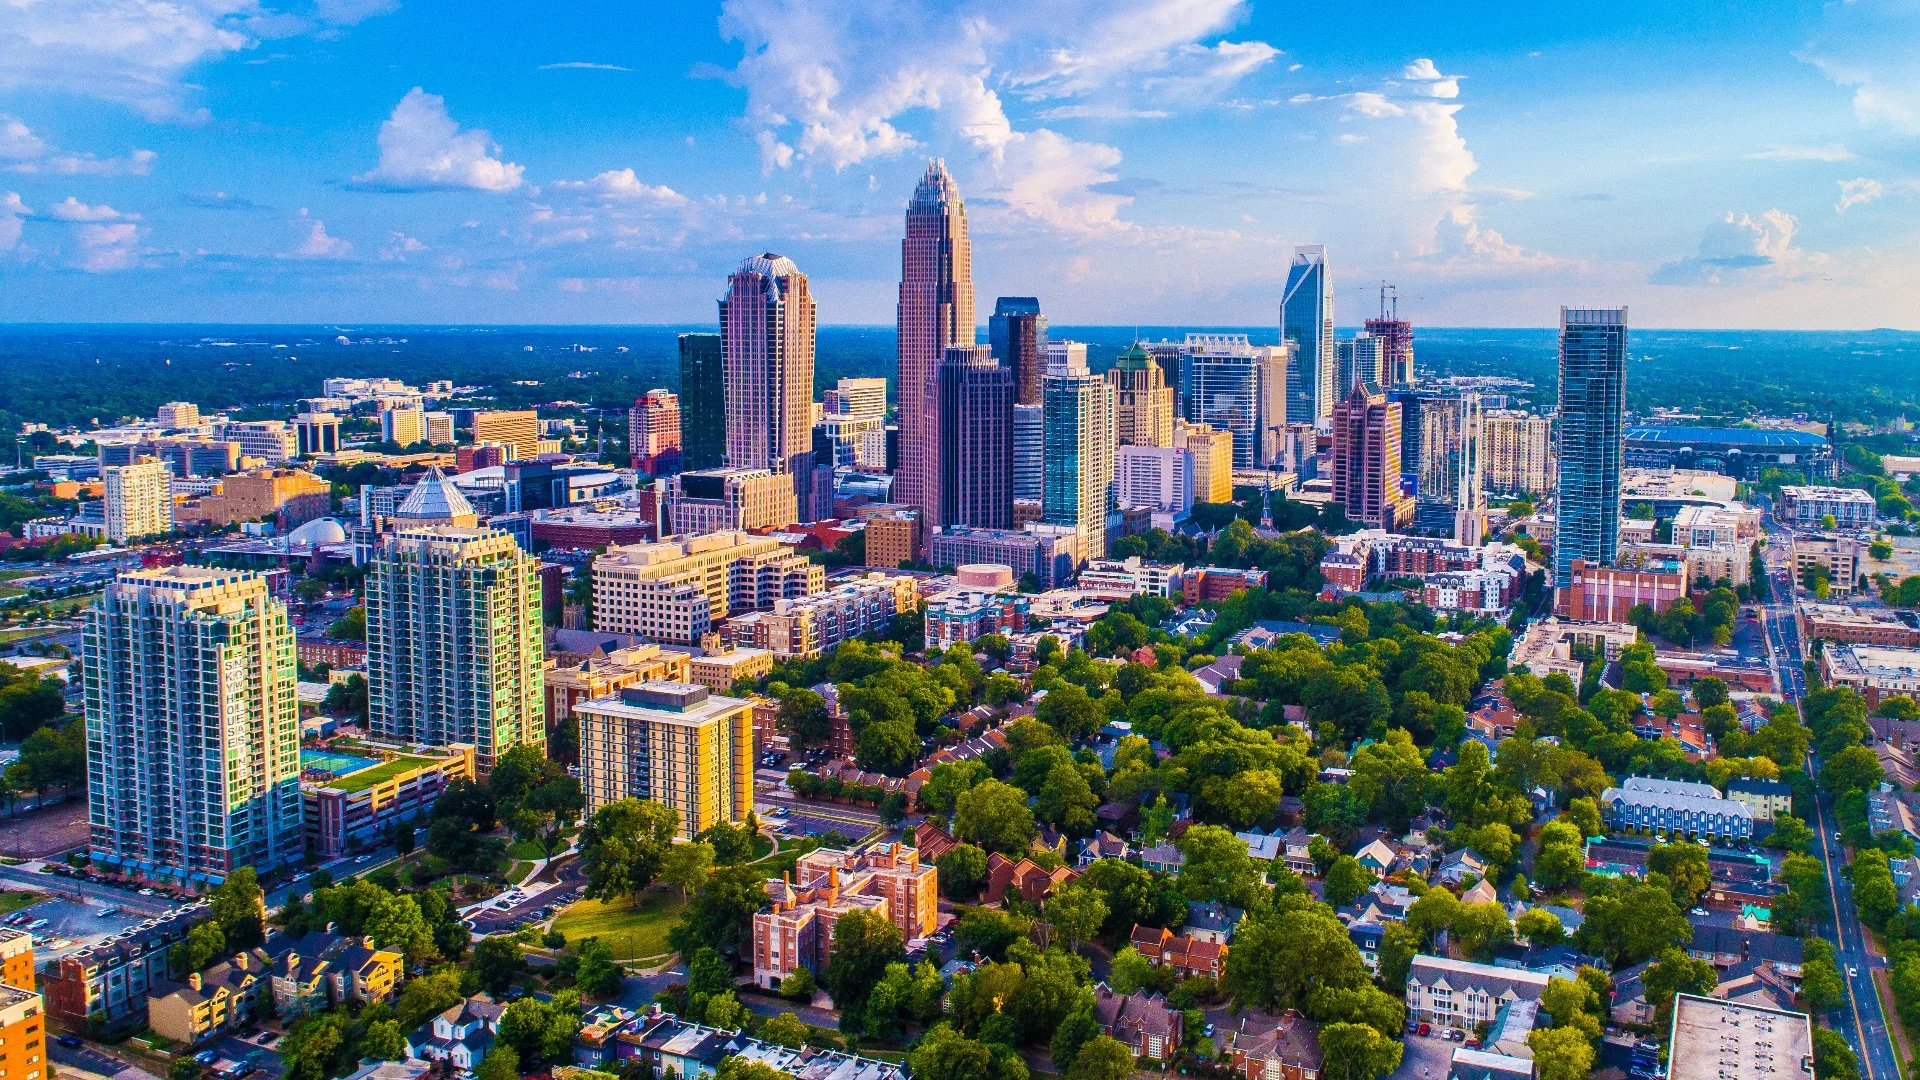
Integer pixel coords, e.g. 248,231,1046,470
0,2,1914,329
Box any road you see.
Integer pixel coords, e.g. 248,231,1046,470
0,865,180,916
1758,512,1901,1080
465,857,586,936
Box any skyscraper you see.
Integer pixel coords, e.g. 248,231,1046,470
85,565,303,887
1335,333,1385,396
576,682,755,838
722,253,816,521
895,160,975,545
1042,342,1116,561
1181,333,1290,468
1553,307,1628,591
988,296,1047,406
1281,244,1334,424
1365,315,1415,386
1012,403,1044,504
678,332,725,471
1109,342,1175,447
937,345,1014,530
1178,421,1235,503
101,456,173,544
826,377,888,424
629,389,683,476
1331,382,1413,530
1484,412,1555,497
367,477,545,770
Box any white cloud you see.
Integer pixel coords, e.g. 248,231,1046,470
1837,176,1920,212
353,88,524,193
0,116,156,176
1745,144,1855,162
1653,209,1815,284
46,197,134,222
538,61,630,72
74,222,139,271
0,0,257,119
1400,57,1461,99
287,208,350,258
312,0,398,23
0,192,27,249
380,232,426,260
0,116,45,160
1799,0,1920,135
1419,207,1559,270
551,169,688,204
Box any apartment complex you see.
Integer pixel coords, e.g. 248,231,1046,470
365,526,546,769
591,531,822,644
1115,445,1195,515
471,410,540,462
753,844,938,990
101,456,174,543
575,682,755,837
1791,533,1863,597
1820,644,1920,709
44,902,209,1027
1482,412,1554,498
85,567,302,886
1777,485,1877,529
724,574,922,660
1404,955,1550,1031
303,744,476,858
1600,776,1753,839
1666,996,1813,1080
1042,342,1117,560
928,525,1083,590
668,468,799,536
546,642,693,742
1553,307,1628,591
629,390,683,476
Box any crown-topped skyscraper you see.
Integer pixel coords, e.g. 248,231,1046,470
895,160,976,550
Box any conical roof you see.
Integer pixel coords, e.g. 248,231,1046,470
1114,342,1154,369
395,468,474,522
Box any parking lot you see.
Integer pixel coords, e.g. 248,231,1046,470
464,859,586,936
5,896,149,960
1387,1030,1456,1080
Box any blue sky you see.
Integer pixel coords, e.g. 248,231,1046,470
0,0,1916,328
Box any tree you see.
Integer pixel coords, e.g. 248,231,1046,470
360,1019,407,1062
475,1046,520,1080
937,844,989,902
1643,947,1717,1030
171,920,226,973
1768,814,1814,853
1515,908,1564,947
856,720,920,775
1649,689,1685,721
208,866,265,947
779,687,832,748
778,966,816,1001
1693,676,1730,709
1322,856,1375,909
1045,885,1109,955
761,1011,811,1048
580,797,680,905
1223,908,1369,1011
824,909,904,1025
395,968,465,1031
1349,729,1430,832
1812,1027,1860,1080
1177,825,1266,909
472,935,524,996
911,1024,995,1080
574,937,624,998
1799,939,1845,1013
1318,1023,1402,1080
1820,744,1884,796
281,1013,348,1080
955,779,1037,855
1528,1026,1595,1080
705,990,750,1030
921,760,989,816
1647,843,1713,908
662,842,716,901
1052,994,1102,1072
1066,1036,1135,1080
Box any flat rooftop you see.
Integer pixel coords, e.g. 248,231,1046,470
1666,995,1813,1080
574,680,750,725
1627,426,1829,448
1828,644,1920,678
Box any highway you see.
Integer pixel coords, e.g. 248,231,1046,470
1758,514,1901,1080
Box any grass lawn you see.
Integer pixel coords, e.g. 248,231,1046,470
506,860,534,885
506,839,546,861
0,628,54,645
0,893,39,915
322,754,437,793
551,888,686,961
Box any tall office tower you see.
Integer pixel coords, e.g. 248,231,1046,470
1109,342,1175,447
425,411,455,445
1012,404,1044,504
471,410,540,462
1331,382,1413,530
1042,343,1116,560
85,566,302,886
156,401,200,428
988,296,1047,406
294,412,341,457
629,389,684,476
1484,412,1555,497
721,253,817,517
1366,316,1415,386
1553,307,1629,591
1281,245,1335,424
1453,393,1486,545
575,682,755,837
382,406,426,447
678,332,725,471
1116,444,1195,513
1335,333,1385,395
937,345,1014,530
895,160,976,545
367,517,545,771
1180,333,1290,468
101,456,173,544
828,377,888,424
1177,421,1235,503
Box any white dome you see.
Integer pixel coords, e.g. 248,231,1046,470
288,517,348,545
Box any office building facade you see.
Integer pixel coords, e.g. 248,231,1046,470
1281,245,1334,424
678,333,725,471
721,253,817,516
668,467,798,536
101,456,173,543
988,296,1047,406
1331,382,1413,530
1335,333,1385,396
381,407,425,448
937,345,1015,530
471,411,540,462
591,531,822,643
85,566,302,887
1043,343,1116,561
1109,342,1175,447
294,413,341,457
1365,316,1414,386
628,390,683,476
1181,334,1289,469
1179,422,1235,503
1115,445,1195,514
895,160,976,545
826,377,888,424
1012,403,1044,504
1552,307,1628,590
1483,412,1554,498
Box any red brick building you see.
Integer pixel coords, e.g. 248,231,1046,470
1556,554,1689,622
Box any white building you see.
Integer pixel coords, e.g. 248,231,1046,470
101,456,173,543
1405,955,1550,1031
1115,445,1195,515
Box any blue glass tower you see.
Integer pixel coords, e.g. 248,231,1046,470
1281,244,1333,424
1552,307,1628,591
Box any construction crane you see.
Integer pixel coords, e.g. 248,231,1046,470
1378,281,1399,322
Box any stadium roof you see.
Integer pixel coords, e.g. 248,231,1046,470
1624,426,1828,448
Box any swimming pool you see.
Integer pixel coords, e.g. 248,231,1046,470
301,748,377,776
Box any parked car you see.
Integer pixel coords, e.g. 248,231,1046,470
56,1035,83,1049
1418,1024,1431,1037
194,1050,220,1065
26,919,48,932
97,907,119,918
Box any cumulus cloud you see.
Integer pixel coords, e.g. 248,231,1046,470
1798,0,1920,135
287,208,350,258
74,222,140,271
1746,144,1855,162
1653,209,1811,284
0,116,156,175
380,232,426,260
1837,176,1920,212
1400,57,1462,98
1419,207,1559,269
46,197,134,222
0,0,256,118
354,88,525,193
551,169,688,204
0,192,27,250
0,116,45,161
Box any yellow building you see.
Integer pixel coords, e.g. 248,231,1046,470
176,468,331,528
575,682,754,838
688,645,774,692
0,984,44,1080
0,929,33,991
147,949,270,1045
471,410,541,462
1180,423,1235,504
591,531,821,644
864,512,919,570
1108,344,1175,447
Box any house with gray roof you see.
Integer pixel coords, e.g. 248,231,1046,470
1405,954,1551,1031
1602,775,1754,839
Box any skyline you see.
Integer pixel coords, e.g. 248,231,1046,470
0,1,1914,328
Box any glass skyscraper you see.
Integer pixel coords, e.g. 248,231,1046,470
1042,342,1115,561
988,296,1047,406
1552,306,1628,590
1281,244,1334,424
678,332,724,471
937,344,1014,530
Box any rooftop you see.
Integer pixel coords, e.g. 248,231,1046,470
1666,995,1813,1080
1626,426,1829,448
575,680,751,726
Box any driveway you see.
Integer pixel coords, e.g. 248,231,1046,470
1388,1031,1454,1080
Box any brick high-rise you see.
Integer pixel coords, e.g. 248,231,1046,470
1331,382,1412,530
628,389,683,476
895,161,975,547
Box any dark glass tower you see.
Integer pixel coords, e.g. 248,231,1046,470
988,296,1047,406
677,332,724,471
937,345,1014,530
1552,307,1628,590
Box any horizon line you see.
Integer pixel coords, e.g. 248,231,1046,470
0,321,1914,334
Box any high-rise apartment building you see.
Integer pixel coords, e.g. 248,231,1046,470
827,377,888,424
895,161,975,545
85,566,302,886
629,390,684,476
576,682,754,838
1115,445,1194,514
1178,421,1235,503
1281,245,1334,424
220,420,297,465
1335,333,1385,396
722,253,817,516
1109,342,1175,447
101,456,173,543
425,411,454,446
1012,404,1045,505
591,531,823,643
1181,334,1290,469
294,413,341,457
668,467,798,536
471,411,540,462
937,345,1014,530
1042,342,1116,561
156,401,200,428
381,406,426,448
678,332,725,471
988,296,1047,406
1553,307,1628,591
1331,382,1413,530
366,520,545,770
1484,412,1554,498
1365,316,1415,386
